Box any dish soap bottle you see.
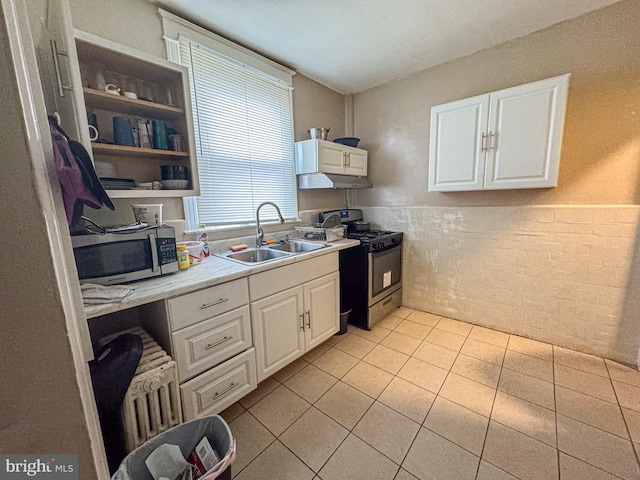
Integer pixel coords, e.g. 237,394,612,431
177,244,190,270
197,224,209,257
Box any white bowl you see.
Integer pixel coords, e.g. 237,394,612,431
163,179,189,190
177,241,204,265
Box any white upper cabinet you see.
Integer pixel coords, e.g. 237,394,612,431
296,139,368,176
429,94,490,191
428,74,570,192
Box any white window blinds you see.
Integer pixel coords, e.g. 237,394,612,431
179,39,297,226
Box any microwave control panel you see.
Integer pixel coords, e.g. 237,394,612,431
158,239,178,265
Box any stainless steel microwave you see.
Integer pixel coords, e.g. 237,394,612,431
71,225,179,285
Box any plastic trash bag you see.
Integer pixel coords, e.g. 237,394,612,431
112,416,235,480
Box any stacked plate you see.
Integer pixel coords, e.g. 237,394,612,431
100,177,136,190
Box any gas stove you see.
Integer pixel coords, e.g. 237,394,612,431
320,208,404,330
344,229,403,252
319,209,403,252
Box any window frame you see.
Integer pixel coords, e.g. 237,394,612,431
160,9,298,233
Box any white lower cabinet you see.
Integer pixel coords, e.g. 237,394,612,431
167,278,257,420
167,254,340,416
251,270,339,382
251,287,305,381
304,273,341,350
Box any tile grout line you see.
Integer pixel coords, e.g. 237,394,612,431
552,346,560,480
604,359,640,470
473,333,508,480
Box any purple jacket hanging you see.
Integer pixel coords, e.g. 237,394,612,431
48,116,114,226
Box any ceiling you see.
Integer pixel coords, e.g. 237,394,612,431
157,0,621,94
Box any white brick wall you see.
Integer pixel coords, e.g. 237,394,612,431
362,206,640,365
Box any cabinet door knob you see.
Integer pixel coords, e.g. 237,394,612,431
300,313,305,331
306,310,311,329
481,132,488,152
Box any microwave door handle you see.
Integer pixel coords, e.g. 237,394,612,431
149,232,159,272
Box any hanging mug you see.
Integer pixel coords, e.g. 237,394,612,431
88,125,99,141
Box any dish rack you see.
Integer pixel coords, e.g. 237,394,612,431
98,326,182,452
294,225,345,242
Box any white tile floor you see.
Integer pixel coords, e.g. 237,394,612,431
220,307,640,480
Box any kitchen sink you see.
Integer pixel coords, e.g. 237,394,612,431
219,248,290,264
269,241,328,253
216,241,329,265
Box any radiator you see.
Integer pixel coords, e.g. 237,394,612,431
100,326,183,452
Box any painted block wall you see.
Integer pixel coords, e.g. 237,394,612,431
364,206,640,363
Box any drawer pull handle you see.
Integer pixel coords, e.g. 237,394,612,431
201,298,229,309
212,381,239,400
383,297,393,306
205,336,232,350
306,310,311,329
300,313,305,331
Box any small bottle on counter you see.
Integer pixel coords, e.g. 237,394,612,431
197,224,209,257
177,244,190,270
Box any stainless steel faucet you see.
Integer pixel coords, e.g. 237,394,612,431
256,201,285,247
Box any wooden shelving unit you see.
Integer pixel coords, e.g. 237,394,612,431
91,143,189,159
83,87,185,120
75,30,199,198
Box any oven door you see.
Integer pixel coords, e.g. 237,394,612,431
368,245,402,305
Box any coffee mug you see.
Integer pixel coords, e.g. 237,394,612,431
173,165,188,180
113,117,135,146
88,125,98,141
105,83,121,95
160,165,174,180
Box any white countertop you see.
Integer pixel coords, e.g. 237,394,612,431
84,239,360,319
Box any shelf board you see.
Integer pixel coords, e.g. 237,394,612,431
92,143,189,159
106,189,195,199
83,88,184,120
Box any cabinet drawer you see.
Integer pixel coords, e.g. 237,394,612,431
180,348,257,421
172,306,252,380
167,278,249,331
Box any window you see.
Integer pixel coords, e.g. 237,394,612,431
161,11,298,229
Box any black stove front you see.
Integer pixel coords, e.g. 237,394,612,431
344,229,403,252
321,209,404,330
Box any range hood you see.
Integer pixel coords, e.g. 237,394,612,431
298,173,372,189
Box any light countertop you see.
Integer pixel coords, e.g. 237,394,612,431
84,239,360,319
